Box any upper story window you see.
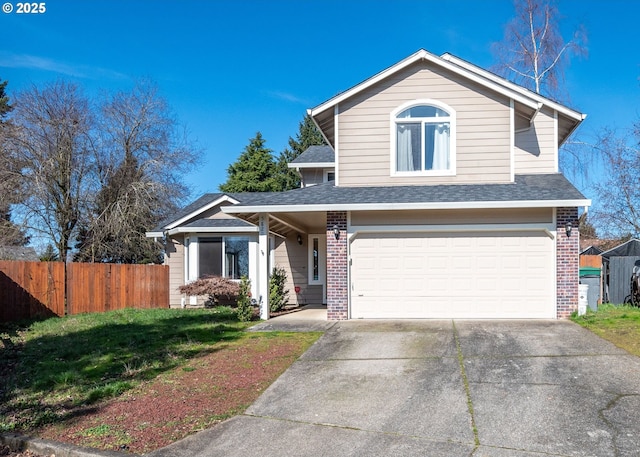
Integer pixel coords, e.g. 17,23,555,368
391,100,456,176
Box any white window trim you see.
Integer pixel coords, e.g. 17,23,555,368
389,99,457,177
184,235,253,282
324,169,335,183
307,234,326,286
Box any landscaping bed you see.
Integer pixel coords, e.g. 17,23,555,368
0,308,320,454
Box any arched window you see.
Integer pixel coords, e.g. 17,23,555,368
392,101,455,175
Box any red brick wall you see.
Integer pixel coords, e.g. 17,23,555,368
326,211,348,320
556,207,580,318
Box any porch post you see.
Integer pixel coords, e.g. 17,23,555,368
556,207,579,318
327,211,348,320
258,213,270,320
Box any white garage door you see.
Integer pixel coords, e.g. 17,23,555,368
350,231,555,319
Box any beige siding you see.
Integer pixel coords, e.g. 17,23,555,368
337,61,512,186
274,235,323,305
166,234,185,308
514,107,557,173
351,208,553,226
188,202,238,222
301,168,334,188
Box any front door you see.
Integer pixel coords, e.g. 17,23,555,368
308,234,327,304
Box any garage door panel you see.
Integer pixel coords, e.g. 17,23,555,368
351,231,554,319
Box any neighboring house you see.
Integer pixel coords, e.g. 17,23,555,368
0,246,39,261
148,49,590,320
600,239,640,304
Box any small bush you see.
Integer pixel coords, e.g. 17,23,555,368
236,276,253,322
178,276,240,306
269,266,289,313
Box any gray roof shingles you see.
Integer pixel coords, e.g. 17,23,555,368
229,174,587,208
290,145,335,164
156,174,587,232
152,192,277,231
181,218,256,229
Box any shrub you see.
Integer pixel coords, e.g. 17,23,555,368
236,276,253,322
178,276,240,306
269,266,289,313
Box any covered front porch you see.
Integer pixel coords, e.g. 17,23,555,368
224,208,346,320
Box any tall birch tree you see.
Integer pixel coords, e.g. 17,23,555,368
492,0,587,100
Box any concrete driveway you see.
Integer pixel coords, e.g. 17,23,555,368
148,320,640,457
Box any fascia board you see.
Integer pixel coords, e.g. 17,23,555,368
307,109,334,147
145,231,164,238
287,162,335,169
309,49,540,117
167,226,258,236
223,199,592,213
165,195,241,230
441,53,586,122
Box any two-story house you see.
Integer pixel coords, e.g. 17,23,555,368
147,49,590,320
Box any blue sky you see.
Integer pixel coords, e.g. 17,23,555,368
1,0,639,206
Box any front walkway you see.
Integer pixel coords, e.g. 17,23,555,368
249,304,335,332
149,320,640,457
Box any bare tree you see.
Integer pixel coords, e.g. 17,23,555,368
5,81,94,259
75,79,200,263
492,0,587,100
592,124,640,237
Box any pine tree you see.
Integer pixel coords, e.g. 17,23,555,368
275,114,326,191
0,78,30,247
219,132,279,192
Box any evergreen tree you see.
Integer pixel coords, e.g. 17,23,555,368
39,243,59,261
275,114,326,191
0,78,30,246
0,79,11,116
219,132,279,192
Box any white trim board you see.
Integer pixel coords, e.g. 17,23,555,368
223,199,592,214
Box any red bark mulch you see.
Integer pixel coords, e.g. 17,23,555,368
33,335,311,454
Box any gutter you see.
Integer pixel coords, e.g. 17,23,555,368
222,199,592,214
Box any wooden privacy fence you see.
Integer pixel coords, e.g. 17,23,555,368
0,261,169,322
0,261,65,321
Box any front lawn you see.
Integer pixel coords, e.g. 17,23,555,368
571,304,640,357
0,307,320,453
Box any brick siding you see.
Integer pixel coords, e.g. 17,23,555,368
326,211,348,320
556,207,580,318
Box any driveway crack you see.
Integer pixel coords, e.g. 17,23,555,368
452,320,480,450
598,393,640,457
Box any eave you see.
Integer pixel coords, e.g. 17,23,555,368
223,199,591,214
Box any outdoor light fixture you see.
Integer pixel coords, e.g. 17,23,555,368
333,224,340,240
297,234,303,245
566,222,572,237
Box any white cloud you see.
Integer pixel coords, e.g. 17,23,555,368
0,52,128,81
264,90,310,105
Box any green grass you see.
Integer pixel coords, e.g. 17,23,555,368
0,307,255,432
571,304,640,357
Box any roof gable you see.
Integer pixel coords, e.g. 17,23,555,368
159,193,239,231
601,239,640,258
309,49,585,147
